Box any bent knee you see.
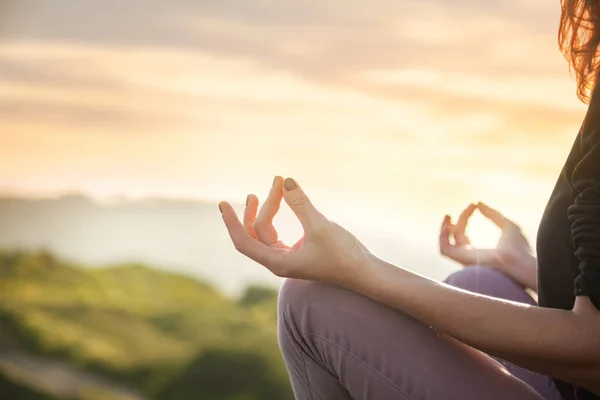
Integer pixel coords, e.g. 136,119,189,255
278,279,338,316
277,278,380,335
277,279,344,345
278,279,313,310
444,266,535,305
444,266,507,289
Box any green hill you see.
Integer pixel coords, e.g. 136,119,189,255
0,249,292,400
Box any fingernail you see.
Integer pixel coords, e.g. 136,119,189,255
246,195,250,206
284,178,297,191
218,204,223,214
272,176,279,187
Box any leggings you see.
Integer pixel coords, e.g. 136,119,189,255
277,266,564,400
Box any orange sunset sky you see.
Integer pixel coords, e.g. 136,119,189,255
0,0,590,255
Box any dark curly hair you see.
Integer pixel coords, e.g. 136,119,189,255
560,0,600,103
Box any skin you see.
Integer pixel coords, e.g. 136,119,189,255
219,176,600,395
439,202,538,291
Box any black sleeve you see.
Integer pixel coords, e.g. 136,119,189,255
568,124,600,310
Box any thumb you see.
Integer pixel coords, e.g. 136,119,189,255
282,178,323,230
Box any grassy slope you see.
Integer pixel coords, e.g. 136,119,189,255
0,250,288,398
0,370,60,400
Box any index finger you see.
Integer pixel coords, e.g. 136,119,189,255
439,215,452,249
477,202,508,229
244,194,259,238
254,177,284,235
454,203,476,239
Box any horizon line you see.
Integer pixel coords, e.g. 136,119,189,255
0,189,236,205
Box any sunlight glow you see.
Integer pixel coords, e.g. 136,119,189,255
463,211,502,249
0,0,586,276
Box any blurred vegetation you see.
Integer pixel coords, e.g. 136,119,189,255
0,370,60,400
0,249,293,400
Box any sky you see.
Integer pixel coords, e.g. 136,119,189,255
0,0,590,264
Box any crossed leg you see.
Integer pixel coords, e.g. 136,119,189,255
277,266,563,400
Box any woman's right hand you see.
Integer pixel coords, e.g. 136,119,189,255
439,202,538,290
219,177,375,288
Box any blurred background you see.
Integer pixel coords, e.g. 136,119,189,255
0,0,587,399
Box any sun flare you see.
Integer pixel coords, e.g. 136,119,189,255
462,211,502,249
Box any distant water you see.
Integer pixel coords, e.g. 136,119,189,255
0,195,457,296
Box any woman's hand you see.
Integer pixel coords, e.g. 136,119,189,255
439,202,538,290
219,177,374,287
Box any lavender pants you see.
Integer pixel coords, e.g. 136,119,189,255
277,266,564,400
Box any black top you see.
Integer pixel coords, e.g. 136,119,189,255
537,84,600,400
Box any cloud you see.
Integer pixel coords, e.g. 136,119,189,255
1,0,563,79
0,0,583,195
0,0,574,127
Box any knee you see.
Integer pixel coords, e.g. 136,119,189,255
277,278,308,317
444,266,508,291
277,278,331,321
444,266,536,305
277,279,338,350
277,278,369,337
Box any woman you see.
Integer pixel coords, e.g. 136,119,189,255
218,1,600,399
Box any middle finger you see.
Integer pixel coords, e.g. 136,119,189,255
244,194,259,238
254,176,284,245
454,203,476,245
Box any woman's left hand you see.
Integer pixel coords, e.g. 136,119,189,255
219,176,374,287
440,203,534,270
439,202,538,290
